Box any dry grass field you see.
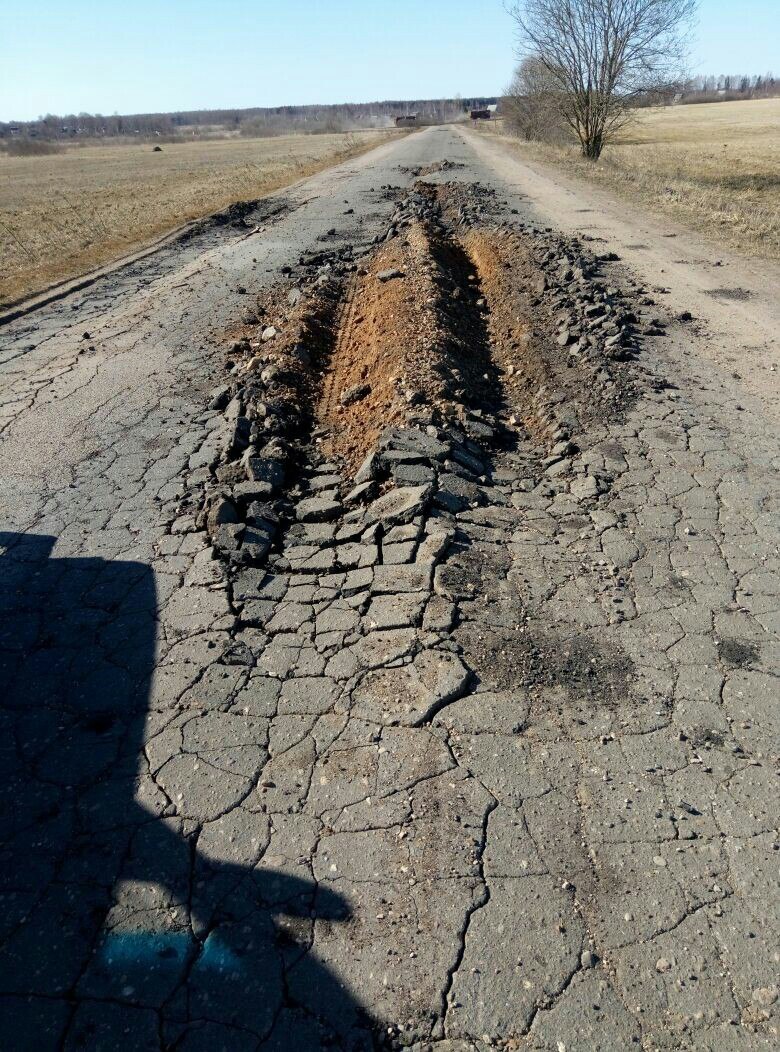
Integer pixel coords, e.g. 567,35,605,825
0,130,398,307
486,97,780,258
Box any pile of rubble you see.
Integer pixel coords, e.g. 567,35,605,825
187,179,650,579
191,264,346,567
531,234,643,363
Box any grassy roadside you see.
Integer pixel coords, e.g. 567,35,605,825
478,98,780,260
0,130,404,308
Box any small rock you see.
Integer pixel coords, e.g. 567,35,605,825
296,497,342,522
215,461,244,486
245,501,279,529
206,497,238,534
244,454,285,488
354,451,378,485
214,522,244,552
233,480,274,504
222,641,254,666
240,528,273,562
551,438,577,458
344,481,375,504
377,268,403,283
208,385,231,411
340,382,371,407
580,949,597,969
678,799,700,816
365,484,430,526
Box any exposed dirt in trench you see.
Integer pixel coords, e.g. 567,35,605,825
218,178,642,482
317,199,508,469
199,176,648,573
317,224,445,467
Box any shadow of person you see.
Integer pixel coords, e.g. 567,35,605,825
0,534,377,1051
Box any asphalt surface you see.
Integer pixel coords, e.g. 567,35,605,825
0,126,778,1051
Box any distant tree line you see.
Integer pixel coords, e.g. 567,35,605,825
0,97,497,141
672,73,780,105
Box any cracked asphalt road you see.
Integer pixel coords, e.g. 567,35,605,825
1,127,778,1051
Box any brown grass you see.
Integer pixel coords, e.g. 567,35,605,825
2,140,65,157
482,98,780,258
0,130,401,308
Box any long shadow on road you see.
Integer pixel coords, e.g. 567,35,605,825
0,532,375,1050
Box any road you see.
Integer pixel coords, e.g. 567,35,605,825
1,126,777,1051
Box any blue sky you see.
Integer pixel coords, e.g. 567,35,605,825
1,0,778,121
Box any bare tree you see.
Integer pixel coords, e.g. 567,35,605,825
509,0,697,159
504,56,571,143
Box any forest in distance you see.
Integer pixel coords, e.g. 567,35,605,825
0,97,499,141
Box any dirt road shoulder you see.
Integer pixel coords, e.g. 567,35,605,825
462,126,780,423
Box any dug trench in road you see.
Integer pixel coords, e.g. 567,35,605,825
0,128,778,1051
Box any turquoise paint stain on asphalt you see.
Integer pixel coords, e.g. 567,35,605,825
97,931,243,973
